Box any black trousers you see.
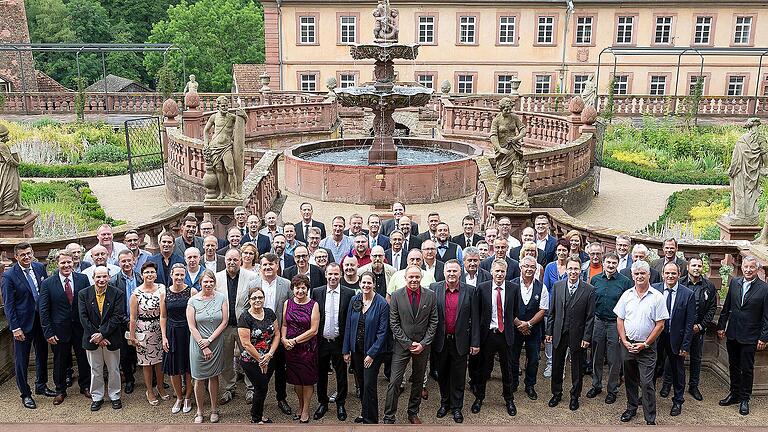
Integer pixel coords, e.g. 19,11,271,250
52,333,90,394
468,350,482,389
13,315,49,398
241,360,275,422
436,335,468,410
551,334,586,398
726,338,757,402
511,333,541,390
351,352,383,423
273,344,288,401
477,331,514,402
655,332,685,404
317,339,348,405
119,323,137,385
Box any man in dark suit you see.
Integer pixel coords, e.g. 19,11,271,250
620,244,662,285
546,255,596,411
472,258,519,416
421,240,445,283
217,227,243,255
461,246,491,393
396,216,422,252
651,238,688,280
383,265,438,424
366,214,390,250
200,220,228,250
78,266,126,411
416,212,441,243
452,215,484,250
172,215,205,256
434,222,463,263
66,243,92,273
311,262,355,421
2,242,52,409
431,260,479,423
39,250,91,404
479,238,520,281
242,214,272,255
717,255,768,416
110,249,142,394
382,202,419,236
295,202,326,243
534,215,558,264
615,234,633,272
284,246,326,289
147,231,184,287
202,235,226,273
652,262,695,416
510,227,546,266
385,230,408,270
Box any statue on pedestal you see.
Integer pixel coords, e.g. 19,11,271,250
373,0,399,43
183,74,200,110
581,74,597,107
724,118,768,227
0,123,29,217
488,97,528,208
202,96,246,200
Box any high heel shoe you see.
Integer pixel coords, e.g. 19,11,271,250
210,411,220,423
299,418,310,424
171,399,183,414
183,398,193,413
146,391,159,406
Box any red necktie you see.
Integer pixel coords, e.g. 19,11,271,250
64,278,73,304
496,286,504,333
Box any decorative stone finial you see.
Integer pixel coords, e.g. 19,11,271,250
259,72,271,92
440,80,451,94
568,96,585,115
581,105,598,125
162,98,180,120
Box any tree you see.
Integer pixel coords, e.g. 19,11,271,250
25,0,78,87
145,0,265,92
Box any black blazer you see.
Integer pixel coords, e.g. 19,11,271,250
39,272,90,343
311,285,355,344
425,260,445,282
416,231,435,242
717,276,768,344
430,281,479,355
385,248,408,270
242,232,272,255
681,275,718,330
146,253,185,287
1,262,48,334
620,266,662,285
78,285,126,351
477,280,520,347
382,218,419,237
479,256,521,281
435,241,462,263
402,235,423,253
284,264,327,289
451,233,484,249
460,267,492,286
278,254,296,275
295,220,327,243
510,246,547,266
651,257,689,279
652,282,696,353
546,279,596,350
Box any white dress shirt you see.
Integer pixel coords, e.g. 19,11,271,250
204,259,217,272
662,283,678,318
521,279,549,310
614,287,669,341
322,285,341,339
490,282,505,330
262,277,278,311
465,272,477,287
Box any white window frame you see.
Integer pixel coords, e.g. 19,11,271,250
299,16,317,44
339,15,357,44
727,76,745,96
537,16,555,44
417,74,435,89
694,16,712,44
459,16,477,44
498,16,516,44
734,16,752,45
457,75,474,94
613,75,629,95
654,16,673,44
573,74,589,94
575,16,593,45
535,75,552,94
339,74,356,88
616,16,634,44
649,75,667,96
496,75,517,94
418,16,436,44
300,74,317,92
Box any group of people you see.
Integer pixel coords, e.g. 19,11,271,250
3,201,767,425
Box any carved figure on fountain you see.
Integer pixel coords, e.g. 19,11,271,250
373,0,399,43
0,123,29,217
488,97,526,207
202,96,246,201
183,74,200,110
724,118,768,227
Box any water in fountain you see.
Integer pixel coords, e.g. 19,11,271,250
302,146,462,166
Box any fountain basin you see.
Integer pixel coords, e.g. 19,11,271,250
335,85,433,109
284,138,482,204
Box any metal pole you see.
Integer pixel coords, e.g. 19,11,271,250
101,49,109,114
15,47,27,114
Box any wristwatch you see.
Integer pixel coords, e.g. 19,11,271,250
527,321,533,329
643,342,650,349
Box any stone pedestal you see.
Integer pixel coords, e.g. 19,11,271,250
717,217,760,241
369,136,398,164
490,206,532,239
0,212,37,238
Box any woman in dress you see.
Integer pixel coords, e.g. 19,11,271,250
342,272,389,424
238,287,280,424
129,261,169,405
565,229,589,264
241,242,260,272
282,274,320,423
160,263,197,414
187,269,229,423
518,241,544,281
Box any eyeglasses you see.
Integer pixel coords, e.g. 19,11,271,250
295,254,309,259
250,296,265,300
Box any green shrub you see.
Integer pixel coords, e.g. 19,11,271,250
602,156,728,185
19,161,129,177
31,117,60,128
83,143,128,163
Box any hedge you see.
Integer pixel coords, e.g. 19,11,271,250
19,162,129,177
602,155,729,185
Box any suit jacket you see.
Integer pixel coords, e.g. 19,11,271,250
173,235,204,257
546,279,596,350
424,260,445,283
344,229,369,237
538,235,558,264
416,231,435,242
242,232,272,255
510,246,547,266
382,218,419,237
247,275,292,327
39,272,90,343
431,281,479,355
295,220,327,243
717,276,768,344
76,261,92,273
452,233,484,249
278,253,295,276
202,255,226,273
147,253,185,288
651,256,689,279
620,266,662,285
389,286,438,351
460,267,492,286
479,256,521,281
78,284,125,351
284,264,326,289
1,262,48,334
681,275,717,330
385,248,408,270
477,280,520,347
652,282,695,352
368,233,390,251
311,284,355,344
342,293,390,358
402,235,422,253
215,268,258,321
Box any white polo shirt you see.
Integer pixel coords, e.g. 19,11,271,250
613,286,669,342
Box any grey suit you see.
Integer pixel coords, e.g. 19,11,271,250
173,235,204,257
384,286,438,420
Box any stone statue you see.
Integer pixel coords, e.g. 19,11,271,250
488,97,527,207
581,74,597,107
0,123,28,216
724,118,768,227
373,0,398,43
202,96,247,200
183,74,200,109
506,160,531,208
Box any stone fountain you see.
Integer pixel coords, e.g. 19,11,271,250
334,0,433,164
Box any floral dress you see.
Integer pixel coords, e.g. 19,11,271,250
135,285,165,366
237,308,277,364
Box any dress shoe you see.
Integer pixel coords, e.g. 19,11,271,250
314,404,328,420
337,403,347,421
586,387,602,398
525,386,538,400
506,400,517,416
354,416,364,423
620,409,636,422
548,394,562,407
219,390,234,404
80,388,91,399
36,387,56,397
670,402,682,416
124,381,135,394
436,405,449,418
65,375,73,388
452,409,464,423
90,400,104,411
659,384,671,398
278,399,293,415
471,398,483,413
408,414,422,424
719,394,740,406
605,393,617,404
53,394,65,405
421,387,429,400
22,396,36,409
647,420,656,425
429,370,439,381
111,399,122,409
689,386,703,401
382,415,395,424
740,400,750,416
569,397,580,411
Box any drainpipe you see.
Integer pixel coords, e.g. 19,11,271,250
559,0,575,93
276,0,284,90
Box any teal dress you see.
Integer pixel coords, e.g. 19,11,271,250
188,292,226,380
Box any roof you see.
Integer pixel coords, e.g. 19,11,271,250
35,70,72,92
85,74,151,92
232,64,267,93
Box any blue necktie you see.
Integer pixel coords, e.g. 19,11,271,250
24,268,38,301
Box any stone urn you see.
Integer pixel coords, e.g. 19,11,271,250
259,72,271,92
440,80,451,94
581,105,598,125
203,165,218,200
162,98,179,121
568,96,585,115
509,78,522,96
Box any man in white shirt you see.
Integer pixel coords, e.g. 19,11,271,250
83,225,127,266
386,230,406,270
82,245,120,284
202,235,223,272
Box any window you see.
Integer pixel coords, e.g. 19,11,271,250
689,75,705,95
418,16,436,44
654,16,673,44
299,16,317,44
575,16,593,45
694,16,713,44
498,16,516,44
734,16,752,45
339,74,356,88
573,74,590,94
613,75,629,95
339,15,357,44
300,73,317,92
616,16,634,44
457,75,474,94
496,75,517,94
535,75,551,94
417,74,435,89
649,75,667,95
727,76,745,96
459,16,477,44
537,16,555,44
0,78,9,92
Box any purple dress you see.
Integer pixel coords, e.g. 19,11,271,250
285,298,318,385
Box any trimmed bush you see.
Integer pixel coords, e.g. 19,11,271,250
83,143,128,163
19,162,129,177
